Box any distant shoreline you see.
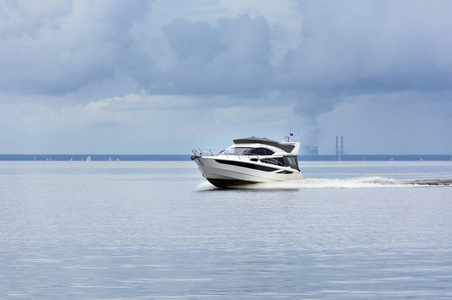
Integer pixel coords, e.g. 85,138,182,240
1,154,451,161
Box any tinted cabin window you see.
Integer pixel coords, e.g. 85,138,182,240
284,156,299,170
287,156,297,166
247,148,274,156
260,157,285,166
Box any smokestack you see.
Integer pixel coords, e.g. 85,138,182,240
341,136,344,156
336,136,339,155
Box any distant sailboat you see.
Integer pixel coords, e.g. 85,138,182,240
87,156,91,162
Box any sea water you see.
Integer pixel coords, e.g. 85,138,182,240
0,161,451,299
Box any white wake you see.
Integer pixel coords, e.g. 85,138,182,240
253,177,401,189
197,177,452,190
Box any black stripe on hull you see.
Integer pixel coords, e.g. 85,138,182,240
214,159,279,172
207,178,259,188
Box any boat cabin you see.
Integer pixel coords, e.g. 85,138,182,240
219,145,299,171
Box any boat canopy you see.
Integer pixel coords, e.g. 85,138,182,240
233,136,295,153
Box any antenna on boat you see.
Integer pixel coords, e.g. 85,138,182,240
273,128,282,141
296,129,303,142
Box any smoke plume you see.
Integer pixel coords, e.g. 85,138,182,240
293,93,343,146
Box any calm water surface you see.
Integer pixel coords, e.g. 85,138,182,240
1,161,452,299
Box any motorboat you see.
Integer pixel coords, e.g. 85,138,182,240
191,135,303,188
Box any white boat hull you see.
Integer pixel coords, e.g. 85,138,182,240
194,156,303,187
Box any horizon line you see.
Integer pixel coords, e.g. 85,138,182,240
1,154,452,156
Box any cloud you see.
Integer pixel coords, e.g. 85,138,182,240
0,0,150,95
3,0,451,99
158,1,452,119
161,14,273,95
283,0,452,93
0,91,298,153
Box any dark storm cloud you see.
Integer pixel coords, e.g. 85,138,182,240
157,1,452,115
0,0,150,95
162,14,272,95
285,0,452,94
276,0,452,143
3,1,451,100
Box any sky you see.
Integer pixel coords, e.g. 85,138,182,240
1,0,451,155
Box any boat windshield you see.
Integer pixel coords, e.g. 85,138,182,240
220,147,275,156
235,147,252,155
219,147,251,155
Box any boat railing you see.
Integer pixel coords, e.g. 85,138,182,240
192,148,286,165
191,148,243,159
191,148,223,157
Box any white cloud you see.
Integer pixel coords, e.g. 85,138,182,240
0,90,301,153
